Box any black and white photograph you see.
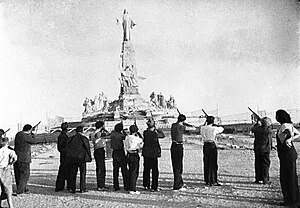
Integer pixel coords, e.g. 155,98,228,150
0,0,299,207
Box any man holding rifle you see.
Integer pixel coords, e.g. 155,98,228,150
200,113,224,186
14,123,39,195
249,107,273,185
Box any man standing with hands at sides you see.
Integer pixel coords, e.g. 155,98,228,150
200,116,224,186
65,126,92,194
142,118,165,192
110,123,129,191
14,124,36,195
251,117,273,185
170,114,188,191
92,121,110,191
55,122,70,192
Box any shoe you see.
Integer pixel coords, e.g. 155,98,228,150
12,193,17,197
129,191,140,195
79,190,88,193
150,188,161,192
97,187,108,191
17,190,30,195
55,188,63,192
263,181,271,185
70,190,76,194
178,187,187,191
254,181,260,184
212,183,222,186
143,187,150,190
114,188,120,191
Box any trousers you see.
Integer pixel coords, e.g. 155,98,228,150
94,148,106,188
203,142,218,184
143,157,159,190
14,161,30,194
170,143,184,190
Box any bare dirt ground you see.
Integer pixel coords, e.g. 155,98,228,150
6,135,300,208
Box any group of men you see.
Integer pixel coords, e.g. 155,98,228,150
0,112,272,205
55,118,165,195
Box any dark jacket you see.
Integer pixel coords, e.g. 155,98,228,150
110,130,126,150
142,128,165,158
252,125,272,154
57,131,69,162
14,131,35,163
65,133,92,164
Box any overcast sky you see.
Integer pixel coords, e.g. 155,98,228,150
0,0,299,132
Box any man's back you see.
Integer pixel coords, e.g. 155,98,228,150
66,133,91,164
14,131,35,163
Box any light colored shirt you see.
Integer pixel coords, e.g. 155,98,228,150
277,123,300,144
92,128,106,150
124,134,143,153
0,146,17,168
200,124,224,143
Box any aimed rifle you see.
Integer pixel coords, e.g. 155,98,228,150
202,109,208,117
32,121,41,131
176,108,194,127
4,128,10,135
248,107,261,121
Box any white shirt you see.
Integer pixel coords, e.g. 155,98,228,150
92,128,107,150
0,146,17,168
124,134,143,152
277,123,300,144
200,124,224,143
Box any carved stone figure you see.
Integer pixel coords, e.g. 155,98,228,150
83,97,93,114
116,9,136,42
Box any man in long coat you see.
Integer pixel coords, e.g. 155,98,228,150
65,126,92,193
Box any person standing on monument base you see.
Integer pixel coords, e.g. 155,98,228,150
275,109,300,206
55,122,70,192
92,121,110,191
13,124,36,195
251,117,273,185
124,125,143,194
142,118,165,192
170,114,188,191
110,122,129,191
200,116,224,186
65,126,92,194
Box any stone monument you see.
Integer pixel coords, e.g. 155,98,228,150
117,9,144,112
81,10,177,123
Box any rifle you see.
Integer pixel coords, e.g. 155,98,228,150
202,109,208,117
32,121,41,133
4,128,10,135
176,108,195,127
248,107,261,121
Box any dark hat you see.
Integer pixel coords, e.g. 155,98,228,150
61,122,68,130
178,114,186,122
76,126,84,133
206,116,215,124
23,124,32,131
146,118,155,128
129,125,138,134
0,129,4,135
95,121,105,129
0,137,9,145
114,123,123,133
